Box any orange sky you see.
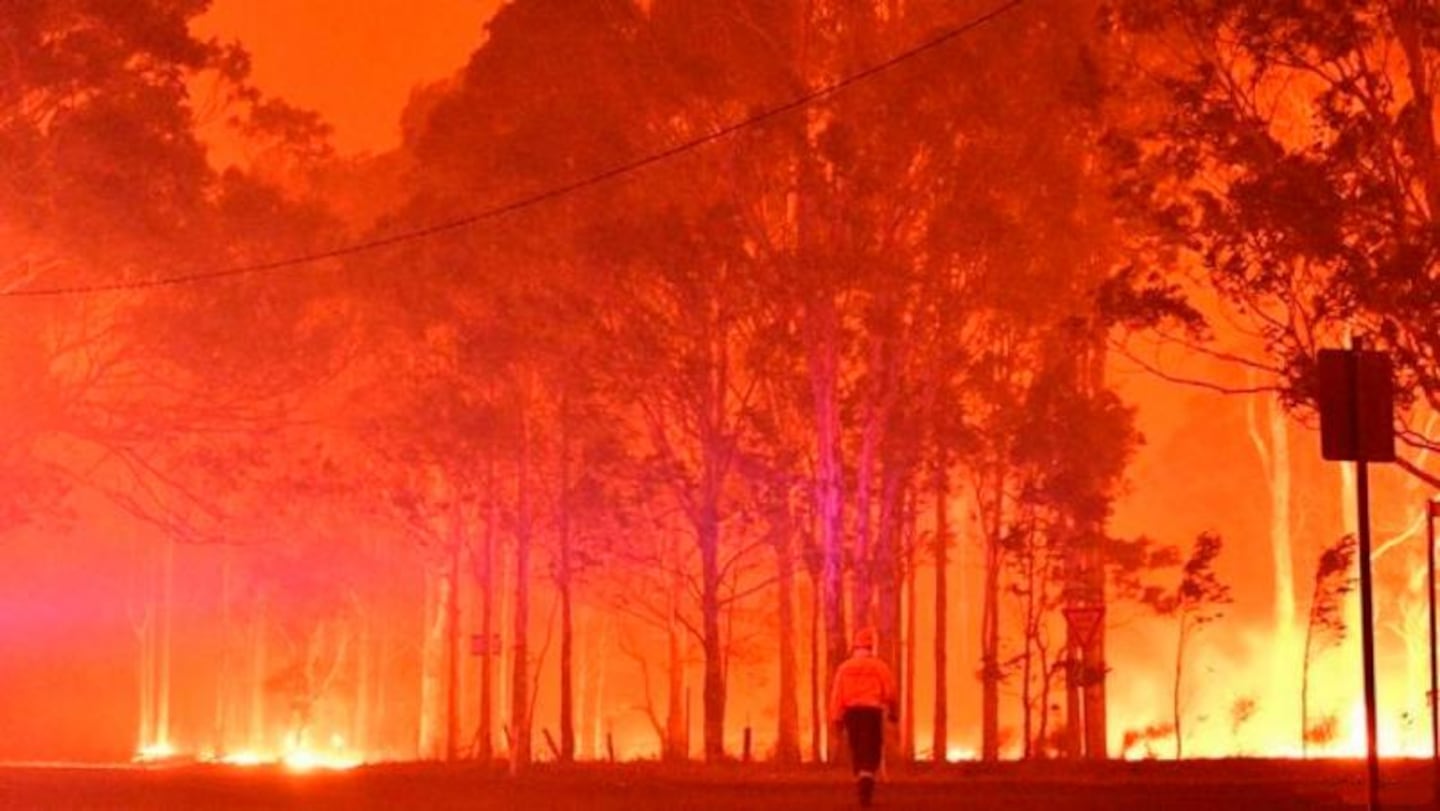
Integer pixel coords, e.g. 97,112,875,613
195,0,504,154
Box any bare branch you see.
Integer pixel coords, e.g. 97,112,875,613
1108,337,1279,396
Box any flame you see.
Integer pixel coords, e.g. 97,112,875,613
945,745,978,762
1107,648,1439,761
133,742,177,762
280,748,361,772
274,730,361,771
197,732,361,771
216,750,267,767
205,747,360,771
1321,701,1433,759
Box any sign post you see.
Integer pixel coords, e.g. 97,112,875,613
1317,342,1395,811
1427,498,1439,800
1062,601,1105,759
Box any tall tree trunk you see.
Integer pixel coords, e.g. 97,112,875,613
1173,619,1187,759
510,410,533,773
552,400,576,766
875,445,904,765
666,533,687,761
559,559,574,762
134,537,155,754
215,545,233,755
791,7,847,745
932,457,949,762
700,496,726,762
1037,632,1054,757
1300,594,1315,755
1081,573,1109,760
574,611,590,760
578,612,605,760
157,536,175,751
1079,333,1109,760
775,526,801,764
1021,531,1037,759
498,500,512,757
807,292,848,761
137,606,154,753
590,615,611,760
875,422,904,671
419,566,445,759
808,557,822,762
355,592,372,757
477,455,497,762
1065,628,1081,759
853,332,886,628
1268,399,1294,636
558,410,576,763
903,489,918,761
353,528,378,757
1246,385,1296,731
665,603,686,762
445,525,462,762
981,474,1004,761
249,598,267,752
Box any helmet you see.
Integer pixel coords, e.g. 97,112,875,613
853,627,877,650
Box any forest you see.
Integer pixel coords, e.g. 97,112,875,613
4,0,1440,770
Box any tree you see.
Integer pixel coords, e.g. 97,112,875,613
1,0,355,763
602,499,696,762
995,401,1129,757
386,0,659,769
1243,384,1300,731
261,0,1180,769
591,199,776,761
1151,532,1232,759
550,383,630,763
1106,0,1440,461
1105,2,1440,756
1301,534,1357,753
740,443,810,765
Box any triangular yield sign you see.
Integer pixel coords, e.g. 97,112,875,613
1063,605,1105,650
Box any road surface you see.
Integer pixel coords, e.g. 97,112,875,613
1,760,1435,810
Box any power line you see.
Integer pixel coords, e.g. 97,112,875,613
4,0,1029,298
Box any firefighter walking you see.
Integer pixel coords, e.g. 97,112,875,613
829,626,897,807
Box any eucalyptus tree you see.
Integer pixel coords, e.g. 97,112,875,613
1,0,357,761
1107,0,1440,749
389,0,660,767
641,0,1145,763
1107,0,1440,462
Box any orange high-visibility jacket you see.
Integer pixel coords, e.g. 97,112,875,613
828,653,896,722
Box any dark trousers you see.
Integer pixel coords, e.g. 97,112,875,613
843,707,884,776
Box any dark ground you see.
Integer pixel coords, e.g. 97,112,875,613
0,760,1436,810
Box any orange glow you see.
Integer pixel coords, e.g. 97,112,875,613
215,751,267,767
192,0,503,155
133,742,178,763
279,749,362,773
204,737,361,771
8,0,1440,776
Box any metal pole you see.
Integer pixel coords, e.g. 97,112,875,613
1427,499,1438,799
1357,459,1381,811
1349,342,1381,811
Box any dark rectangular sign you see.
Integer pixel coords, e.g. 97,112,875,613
1317,349,1395,462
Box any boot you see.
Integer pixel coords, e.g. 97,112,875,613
856,771,875,807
